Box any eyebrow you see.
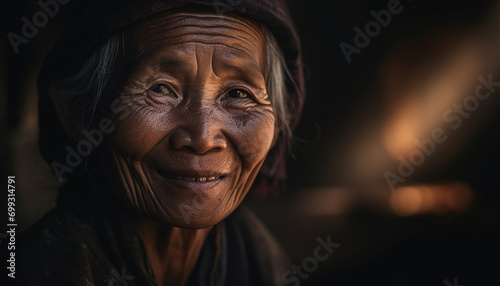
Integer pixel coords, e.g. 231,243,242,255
132,53,266,89
215,59,265,87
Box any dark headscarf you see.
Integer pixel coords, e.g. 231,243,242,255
38,0,305,193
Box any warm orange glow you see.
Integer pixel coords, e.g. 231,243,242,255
382,37,481,160
383,102,419,158
390,181,473,216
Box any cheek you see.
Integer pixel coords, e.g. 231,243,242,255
110,102,173,160
233,109,275,169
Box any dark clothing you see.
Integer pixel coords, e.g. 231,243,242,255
18,180,291,285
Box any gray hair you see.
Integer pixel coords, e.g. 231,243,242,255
49,32,124,138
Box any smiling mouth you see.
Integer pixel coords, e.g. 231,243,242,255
159,170,226,182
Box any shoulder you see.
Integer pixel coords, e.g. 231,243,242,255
16,207,111,285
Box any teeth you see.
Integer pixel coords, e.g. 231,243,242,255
165,172,219,182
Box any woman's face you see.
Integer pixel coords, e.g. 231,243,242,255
104,10,275,228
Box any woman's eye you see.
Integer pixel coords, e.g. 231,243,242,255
149,84,172,95
227,89,249,99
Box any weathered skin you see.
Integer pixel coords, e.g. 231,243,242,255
100,10,275,285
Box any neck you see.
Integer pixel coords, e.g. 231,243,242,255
134,219,213,286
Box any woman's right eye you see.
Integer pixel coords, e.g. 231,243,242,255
226,89,250,99
149,84,173,95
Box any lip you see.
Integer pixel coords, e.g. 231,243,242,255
156,168,229,190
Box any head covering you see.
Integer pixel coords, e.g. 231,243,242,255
38,0,305,193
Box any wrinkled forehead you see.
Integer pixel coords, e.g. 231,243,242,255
125,9,266,63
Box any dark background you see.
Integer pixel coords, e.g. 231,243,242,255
2,0,500,285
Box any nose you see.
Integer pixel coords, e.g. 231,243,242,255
169,103,227,154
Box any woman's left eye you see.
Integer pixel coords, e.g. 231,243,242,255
226,89,249,99
149,84,172,95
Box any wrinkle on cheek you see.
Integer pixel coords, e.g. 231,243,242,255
237,107,275,134
111,101,173,160
234,113,275,171
111,149,169,218
246,109,274,127
216,155,265,216
112,151,148,212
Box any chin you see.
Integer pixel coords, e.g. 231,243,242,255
160,209,232,229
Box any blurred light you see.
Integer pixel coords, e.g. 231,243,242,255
390,181,473,216
382,34,481,160
300,188,352,216
383,102,420,158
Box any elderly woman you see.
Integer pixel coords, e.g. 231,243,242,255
19,0,305,285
